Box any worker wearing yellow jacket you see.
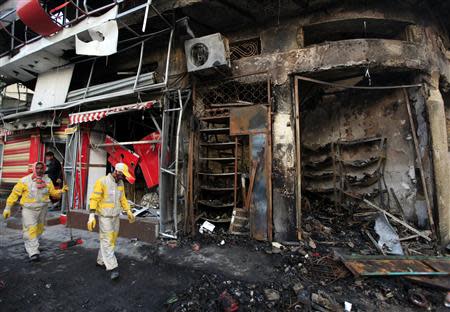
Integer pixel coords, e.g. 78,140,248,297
87,163,135,280
3,162,68,261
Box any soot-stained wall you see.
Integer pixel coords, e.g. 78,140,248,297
301,88,425,224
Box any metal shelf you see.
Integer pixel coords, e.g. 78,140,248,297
199,115,230,124
200,186,236,191
199,216,232,223
199,127,230,134
198,200,234,208
198,172,238,176
200,157,236,163
200,142,239,149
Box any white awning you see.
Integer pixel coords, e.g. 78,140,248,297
69,101,155,125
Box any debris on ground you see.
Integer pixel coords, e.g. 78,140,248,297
2,196,448,311
408,289,430,310
191,242,201,252
374,213,404,255
199,220,216,234
264,289,280,301
165,196,450,311
219,290,239,312
445,292,450,307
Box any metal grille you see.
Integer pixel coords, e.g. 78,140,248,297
230,38,261,61
194,77,269,111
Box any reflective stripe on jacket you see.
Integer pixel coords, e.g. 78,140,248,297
6,174,61,210
89,174,131,217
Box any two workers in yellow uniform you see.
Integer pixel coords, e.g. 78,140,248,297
3,162,68,261
87,163,135,280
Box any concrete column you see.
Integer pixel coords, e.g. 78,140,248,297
426,72,450,244
272,83,297,241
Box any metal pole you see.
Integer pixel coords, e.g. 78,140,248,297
172,90,185,234
162,28,175,86
150,4,173,29
92,140,160,148
159,95,167,233
83,0,89,13
77,130,83,209
142,0,153,32
403,88,436,237
116,3,148,19
83,59,96,99
10,20,14,51
150,113,161,133
293,77,302,240
63,131,79,214
133,41,145,90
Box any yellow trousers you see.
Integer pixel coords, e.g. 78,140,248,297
22,206,47,257
97,215,120,270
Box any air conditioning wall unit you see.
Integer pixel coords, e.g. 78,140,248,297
185,33,230,75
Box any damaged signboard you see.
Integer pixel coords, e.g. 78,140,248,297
75,20,119,56
230,104,268,136
134,132,161,189
104,135,139,184
17,0,63,36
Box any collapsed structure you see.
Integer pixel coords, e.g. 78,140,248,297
0,0,449,246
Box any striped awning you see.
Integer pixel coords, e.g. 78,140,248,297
69,101,155,125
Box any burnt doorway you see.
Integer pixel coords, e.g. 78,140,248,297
191,74,273,240
293,73,431,253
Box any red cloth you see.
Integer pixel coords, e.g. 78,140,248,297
31,162,47,189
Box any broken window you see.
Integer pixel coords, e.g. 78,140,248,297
303,18,410,47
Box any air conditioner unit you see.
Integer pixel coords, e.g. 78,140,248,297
185,33,230,75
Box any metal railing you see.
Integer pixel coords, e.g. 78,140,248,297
0,0,162,58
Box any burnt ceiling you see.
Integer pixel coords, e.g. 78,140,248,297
178,0,450,48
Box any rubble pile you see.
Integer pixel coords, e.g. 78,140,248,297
165,197,449,311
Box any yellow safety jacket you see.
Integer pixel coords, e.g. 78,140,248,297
89,174,131,217
6,174,62,210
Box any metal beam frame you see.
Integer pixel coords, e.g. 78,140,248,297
0,0,174,58
3,26,175,120
159,89,191,237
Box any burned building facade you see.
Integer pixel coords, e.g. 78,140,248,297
0,0,449,245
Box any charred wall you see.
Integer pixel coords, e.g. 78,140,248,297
171,0,450,241
301,88,423,223
218,1,450,241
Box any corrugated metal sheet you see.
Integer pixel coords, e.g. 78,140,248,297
2,137,31,183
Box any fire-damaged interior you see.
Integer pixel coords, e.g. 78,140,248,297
89,108,162,208
300,73,421,208
298,71,435,248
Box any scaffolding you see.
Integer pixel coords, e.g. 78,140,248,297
159,89,191,236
